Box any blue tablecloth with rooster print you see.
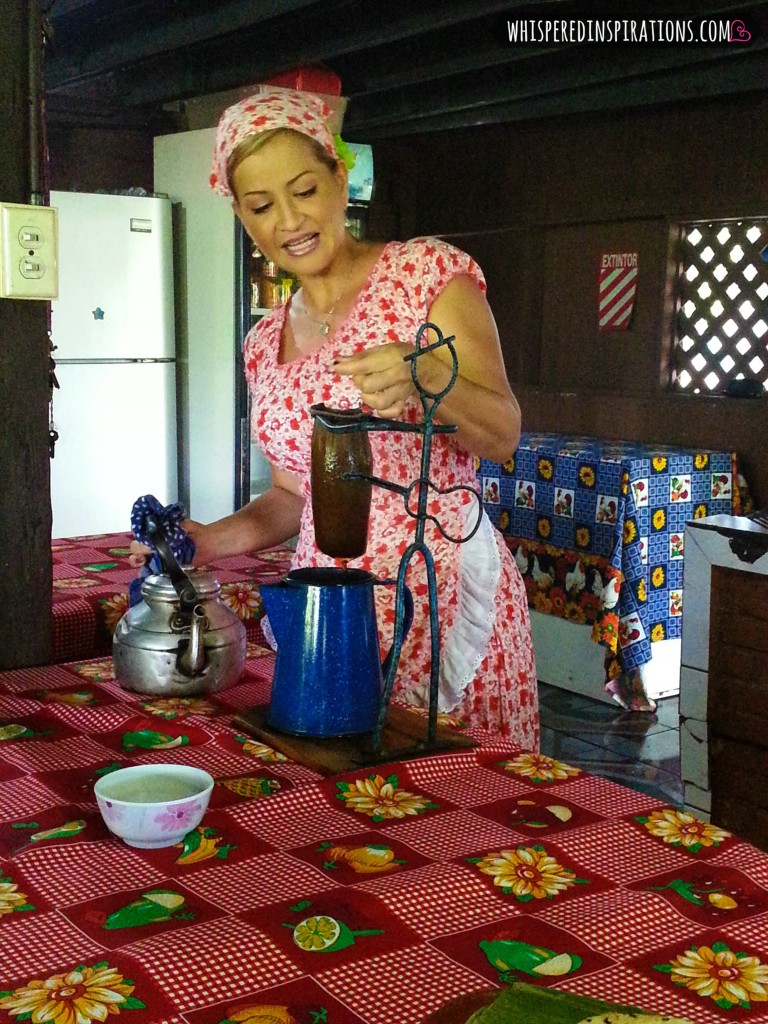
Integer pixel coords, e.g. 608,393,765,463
479,433,747,691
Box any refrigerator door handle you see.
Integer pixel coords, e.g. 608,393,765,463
56,357,176,365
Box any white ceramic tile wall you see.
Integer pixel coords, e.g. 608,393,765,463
684,782,712,818
680,529,713,673
679,665,708,721
680,716,709,790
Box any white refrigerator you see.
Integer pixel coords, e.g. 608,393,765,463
49,190,178,538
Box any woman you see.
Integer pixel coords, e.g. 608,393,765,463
140,89,538,746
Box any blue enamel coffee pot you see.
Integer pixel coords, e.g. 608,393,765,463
260,566,413,737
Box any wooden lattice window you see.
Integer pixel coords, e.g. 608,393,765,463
671,219,768,393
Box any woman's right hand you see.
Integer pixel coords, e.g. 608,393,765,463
127,478,302,575
127,518,209,571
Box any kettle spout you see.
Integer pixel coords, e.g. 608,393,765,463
176,604,207,677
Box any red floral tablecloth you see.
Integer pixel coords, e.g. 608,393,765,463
2,654,768,1024
51,533,294,663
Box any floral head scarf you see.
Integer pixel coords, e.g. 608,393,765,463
209,88,336,196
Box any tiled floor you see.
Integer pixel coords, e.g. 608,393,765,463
538,681,684,805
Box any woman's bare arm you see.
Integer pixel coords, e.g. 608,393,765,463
332,274,520,462
129,465,304,567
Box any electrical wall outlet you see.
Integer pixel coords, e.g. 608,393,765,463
0,202,58,300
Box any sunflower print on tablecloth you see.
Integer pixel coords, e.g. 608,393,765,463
336,773,438,821
0,876,34,918
636,808,731,853
0,963,145,1024
654,941,768,1010
220,581,262,620
469,845,587,902
497,752,581,783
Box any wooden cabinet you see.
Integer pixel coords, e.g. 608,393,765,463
708,565,768,851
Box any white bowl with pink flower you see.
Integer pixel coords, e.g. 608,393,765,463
94,763,214,848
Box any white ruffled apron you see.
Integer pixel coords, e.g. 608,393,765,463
435,507,501,712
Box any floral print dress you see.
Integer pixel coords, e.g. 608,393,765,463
244,237,538,748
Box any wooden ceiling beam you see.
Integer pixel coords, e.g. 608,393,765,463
344,51,768,138
45,0,328,88
46,0,523,96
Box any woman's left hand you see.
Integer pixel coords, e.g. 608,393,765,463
332,274,520,462
333,342,418,418
128,540,152,570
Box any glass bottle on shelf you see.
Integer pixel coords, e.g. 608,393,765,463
277,268,298,305
250,255,299,314
249,248,265,314
261,259,279,309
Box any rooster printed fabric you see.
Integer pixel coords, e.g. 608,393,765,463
243,238,538,748
2,657,768,1024
479,434,746,676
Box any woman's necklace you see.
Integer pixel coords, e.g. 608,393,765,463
288,247,364,351
290,287,342,337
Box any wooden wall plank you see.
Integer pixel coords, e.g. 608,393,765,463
368,93,768,504
0,0,53,667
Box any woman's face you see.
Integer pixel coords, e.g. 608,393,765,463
232,131,349,277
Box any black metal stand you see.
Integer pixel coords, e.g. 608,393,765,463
313,322,483,753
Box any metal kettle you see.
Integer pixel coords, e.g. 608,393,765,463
112,525,246,697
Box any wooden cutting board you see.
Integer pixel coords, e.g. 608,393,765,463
232,703,477,776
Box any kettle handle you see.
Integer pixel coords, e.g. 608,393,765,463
144,514,199,614
381,582,414,681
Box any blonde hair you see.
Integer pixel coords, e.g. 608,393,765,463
227,127,340,197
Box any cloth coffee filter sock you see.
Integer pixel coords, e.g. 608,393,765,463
129,494,196,606
209,88,336,196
